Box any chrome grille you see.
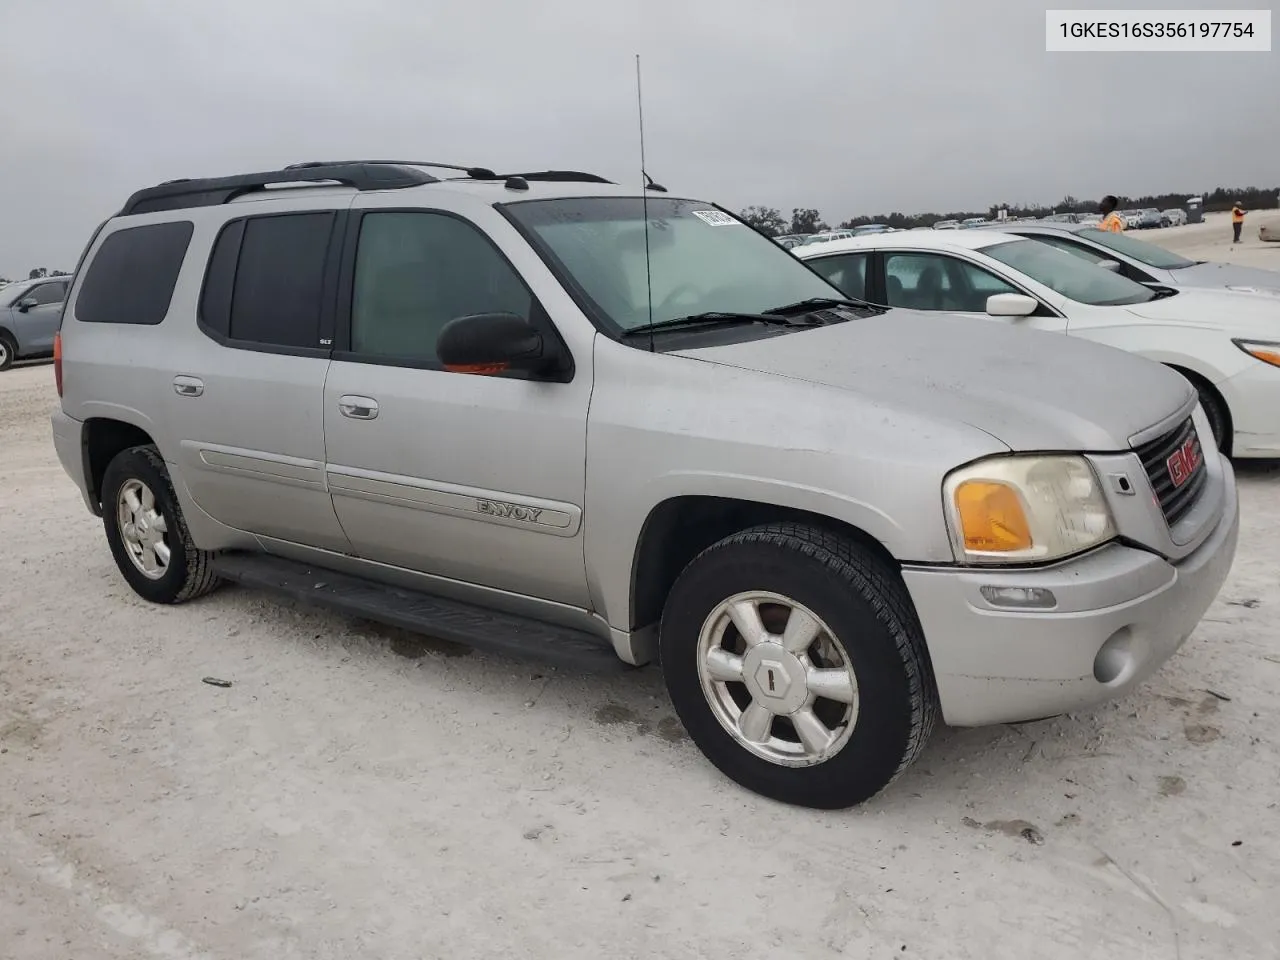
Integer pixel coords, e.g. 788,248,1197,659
1134,416,1207,527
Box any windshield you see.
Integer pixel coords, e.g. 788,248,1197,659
1076,227,1196,269
501,197,842,334
980,238,1156,306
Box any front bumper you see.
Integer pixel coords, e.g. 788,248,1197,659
51,409,95,514
902,456,1239,727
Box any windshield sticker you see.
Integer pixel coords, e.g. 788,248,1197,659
690,210,738,227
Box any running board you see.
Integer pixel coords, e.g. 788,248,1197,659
210,552,629,673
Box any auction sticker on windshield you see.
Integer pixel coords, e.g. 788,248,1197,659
691,210,739,226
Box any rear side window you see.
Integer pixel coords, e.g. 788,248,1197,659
76,221,194,324
806,253,869,301
221,213,335,349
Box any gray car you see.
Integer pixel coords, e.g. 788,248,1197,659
51,161,1238,809
1,275,68,370
976,220,1280,293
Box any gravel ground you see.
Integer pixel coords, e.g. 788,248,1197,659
2,218,1279,959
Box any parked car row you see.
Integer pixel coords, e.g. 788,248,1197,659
45,160,1265,810
769,204,1193,251
776,224,902,248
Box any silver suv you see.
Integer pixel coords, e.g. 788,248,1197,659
1,274,69,370
51,161,1239,808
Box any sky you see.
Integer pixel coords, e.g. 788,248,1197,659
1,0,1276,277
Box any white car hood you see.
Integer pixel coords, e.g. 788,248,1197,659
1171,260,1280,294
678,310,1194,453
1124,287,1280,336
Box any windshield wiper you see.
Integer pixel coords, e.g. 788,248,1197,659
619,312,801,338
764,296,885,316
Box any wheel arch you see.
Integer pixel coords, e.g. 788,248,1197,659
628,494,903,634
1165,363,1234,454
81,416,159,515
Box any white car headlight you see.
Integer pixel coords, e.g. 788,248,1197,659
1233,339,1280,368
942,455,1116,565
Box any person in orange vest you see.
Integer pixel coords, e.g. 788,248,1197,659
1098,195,1125,232
1232,201,1247,243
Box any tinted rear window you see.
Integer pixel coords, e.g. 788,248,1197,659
76,221,194,324
198,219,245,338
227,213,334,348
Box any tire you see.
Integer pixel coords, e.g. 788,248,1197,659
659,522,937,809
1175,370,1232,455
101,445,222,604
0,332,16,372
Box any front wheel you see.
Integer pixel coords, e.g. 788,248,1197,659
0,332,16,371
659,523,937,809
1177,371,1232,455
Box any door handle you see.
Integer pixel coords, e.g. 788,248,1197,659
173,376,204,397
339,395,379,420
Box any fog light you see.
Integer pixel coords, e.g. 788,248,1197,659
1093,627,1142,685
979,585,1057,609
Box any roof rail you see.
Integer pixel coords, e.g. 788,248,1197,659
118,162,438,216
285,159,499,179
495,170,615,184
287,160,614,185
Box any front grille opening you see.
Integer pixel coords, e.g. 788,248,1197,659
1134,417,1207,527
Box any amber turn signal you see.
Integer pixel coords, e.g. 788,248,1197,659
953,480,1033,553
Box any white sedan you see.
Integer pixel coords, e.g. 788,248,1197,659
796,230,1280,458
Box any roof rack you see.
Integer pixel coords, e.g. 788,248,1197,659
119,162,438,216
494,170,614,184
117,161,620,217
284,160,500,179
286,160,614,185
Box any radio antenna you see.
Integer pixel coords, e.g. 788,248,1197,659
635,54,656,353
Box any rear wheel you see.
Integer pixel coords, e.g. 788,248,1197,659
101,445,222,604
659,523,937,809
0,332,16,371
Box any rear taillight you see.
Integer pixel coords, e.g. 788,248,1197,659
53,332,63,397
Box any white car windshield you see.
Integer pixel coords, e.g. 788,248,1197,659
504,197,844,333
980,238,1156,306
1076,227,1196,269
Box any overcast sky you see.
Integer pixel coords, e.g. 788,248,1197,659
2,0,1276,276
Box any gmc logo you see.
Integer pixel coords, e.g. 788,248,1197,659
1166,437,1202,488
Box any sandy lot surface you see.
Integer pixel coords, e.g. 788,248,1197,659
3,222,1279,959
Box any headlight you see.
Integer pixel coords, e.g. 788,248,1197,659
942,456,1116,565
1233,338,1280,368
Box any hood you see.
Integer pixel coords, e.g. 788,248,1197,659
1171,260,1280,294
676,311,1193,453
1124,286,1280,336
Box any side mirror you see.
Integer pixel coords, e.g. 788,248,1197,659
1097,260,1122,273
17,297,37,312
986,293,1038,317
436,312,558,377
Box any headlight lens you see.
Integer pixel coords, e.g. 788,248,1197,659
943,456,1116,564
1233,338,1280,368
